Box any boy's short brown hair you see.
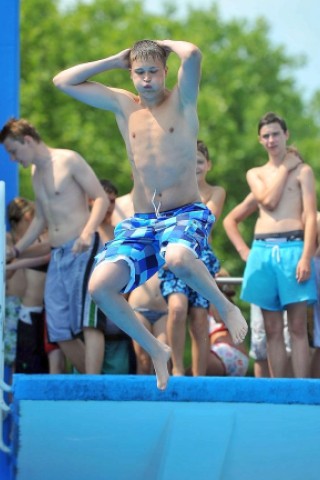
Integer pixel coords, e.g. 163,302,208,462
100,179,118,196
130,40,167,68
0,118,42,144
258,112,288,134
197,140,210,161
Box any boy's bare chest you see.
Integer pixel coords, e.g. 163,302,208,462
33,165,73,201
263,167,300,194
128,105,182,138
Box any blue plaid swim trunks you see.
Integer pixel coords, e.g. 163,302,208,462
158,246,220,308
94,202,215,294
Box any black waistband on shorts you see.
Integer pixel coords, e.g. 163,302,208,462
135,202,206,219
254,230,304,241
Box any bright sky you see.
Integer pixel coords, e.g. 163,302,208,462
61,0,320,101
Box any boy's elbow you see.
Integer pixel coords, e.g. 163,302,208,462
183,43,202,61
222,217,230,230
52,74,62,89
52,73,67,90
261,198,277,211
191,45,202,60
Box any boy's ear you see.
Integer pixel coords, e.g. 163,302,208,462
23,135,34,145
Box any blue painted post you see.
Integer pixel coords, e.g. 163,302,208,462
0,1,19,479
0,0,19,214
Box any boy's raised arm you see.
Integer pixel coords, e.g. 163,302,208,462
52,49,131,111
157,40,202,105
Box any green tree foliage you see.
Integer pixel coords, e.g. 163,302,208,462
19,0,320,276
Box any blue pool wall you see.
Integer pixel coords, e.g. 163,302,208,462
4,375,320,480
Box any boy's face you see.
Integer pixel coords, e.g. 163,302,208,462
196,150,211,181
3,136,34,168
104,192,117,221
258,122,289,157
130,57,167,95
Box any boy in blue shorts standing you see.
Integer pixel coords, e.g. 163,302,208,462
241,112,317,378
53,39,248,389
1,119,109,375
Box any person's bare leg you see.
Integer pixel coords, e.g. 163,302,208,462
133,340,153,374
189,307,209,376
287,302,310,378
89,260,171,390
262,310,288,377
134,314,168,374
132,311,153,374
311,348,320,378
254,359,270,378
83,327,105,374
58,338,85,373
166,293,188,376
165,245,248,344
153,315,167,346
48,348,66,374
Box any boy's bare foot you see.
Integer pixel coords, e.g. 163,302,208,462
152,344,172,390
224,305,248,344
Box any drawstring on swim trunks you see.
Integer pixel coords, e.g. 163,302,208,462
271,245,281,263
53,248,63,262
152,190,162,218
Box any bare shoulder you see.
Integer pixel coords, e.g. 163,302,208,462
205,184,225,200
114,87,138,102
296,162,315,182
246,165,264,178
111,87,141,113
298,162,314,174
52,148,82,161
112,193,134,225
116,193,132,205
211,184,226,195
51,148,89,171
203,184,226,219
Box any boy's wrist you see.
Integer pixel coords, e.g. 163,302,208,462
13,246,20,258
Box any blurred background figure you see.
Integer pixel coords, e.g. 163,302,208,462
129,274,167,375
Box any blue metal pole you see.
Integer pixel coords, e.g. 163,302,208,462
0,0,19,217
0,1,19,478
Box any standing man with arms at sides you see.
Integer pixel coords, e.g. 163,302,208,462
1,118,109,374
53,39,247,390
240,112,317,378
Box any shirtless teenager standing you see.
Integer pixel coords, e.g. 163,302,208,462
241,112,317,378
1,118,109,374
53,39,247,389
223,191,292,378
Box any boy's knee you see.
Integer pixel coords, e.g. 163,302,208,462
169,303,188,321
289,321,308,338
89,266,128,300
88,275,100,300
88,269,108,300
165,247,190,274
